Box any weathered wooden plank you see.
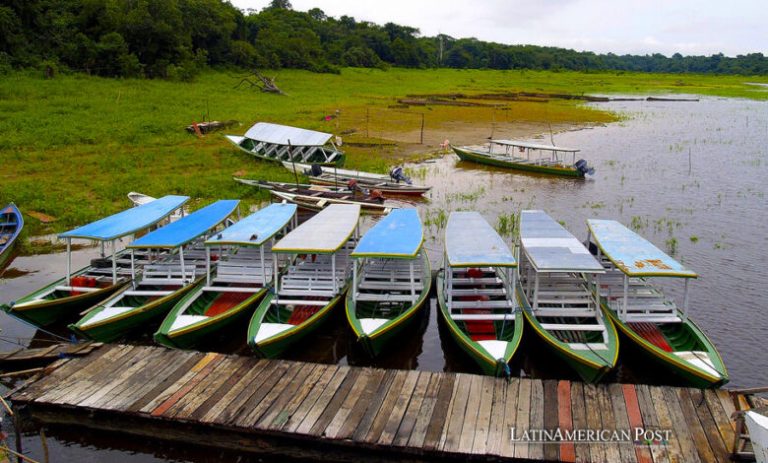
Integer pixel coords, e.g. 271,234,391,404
513,378,532,460
244,362,321,428
677,388,717,463
557,380,576,463
307,367,361,436
608,383,639,463
138,351,219,414
570,381,591,463
543,380,560,462
597,384,622,463
716,390,737,421
187,358,264,421
457,374,483,454
234,360,304,426
405,373,444,448
421,372,456,451
499,378,520,458
327,368,387,439
265,362,329,430
391,371,431,447
377,370,421,446
360,369,409,443
469,375,494,455
703,389,736,455
483,377,506,456
623,384,654,463
649,385,683,463
282,363,341,433
528,378,545,460
127,352,207,414
151,352,224,417
662,386,702,463
171,357,249,420
638,384,669,463
295,366,349,435
440,372,472,452
584,383,606,463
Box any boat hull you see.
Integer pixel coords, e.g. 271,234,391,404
247,291,344,358
452,146,584,178
345,254,432,357
154,283,267,350
226,135,345,167
604,306,728,388
436,270,524,376
0,203,23,270
69,279,202,342
308,178,430,197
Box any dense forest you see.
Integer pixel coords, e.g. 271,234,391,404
1,0,767,79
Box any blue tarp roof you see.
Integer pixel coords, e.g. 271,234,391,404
273,204,360,254
59,195,189,241
520,210,603,273
445,212,516,267
587,219,697,278
352,209,423,258
205,203,296,247
129,200,239,248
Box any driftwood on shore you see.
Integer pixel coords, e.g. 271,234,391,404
234,70,285,95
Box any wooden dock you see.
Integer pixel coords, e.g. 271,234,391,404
9,344,744,462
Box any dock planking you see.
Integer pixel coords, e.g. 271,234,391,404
9,344,747,463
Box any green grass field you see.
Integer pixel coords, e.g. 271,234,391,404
1,67,766,243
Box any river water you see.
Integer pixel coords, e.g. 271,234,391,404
0,96,766,461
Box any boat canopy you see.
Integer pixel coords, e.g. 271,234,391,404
130,200,239,249
244,122,333,147
205,203,297,247
273,204,360,254
587,219,698,278
59,195,189,241
491,140,580,153
445,212,516,268
351,209,423,259
520,210,603,273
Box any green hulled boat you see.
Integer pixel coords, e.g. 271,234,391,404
225,122,345,167
2,195,189,327
586,219,728,388
154,203,297,349
69,200,239,342
248,204,360,358
452,140,594,178
345,209,432,357
437,212,524,376
517,210,619,383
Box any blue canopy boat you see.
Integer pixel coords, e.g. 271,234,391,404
155,203,297,349
0,203,23,271
437,211,523,376
2,195,189,327
69,200,239,342
247,204,360,358
517,210,618,383
586,219,728,388
345,209,431,357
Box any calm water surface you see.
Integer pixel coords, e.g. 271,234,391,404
0,96,766,461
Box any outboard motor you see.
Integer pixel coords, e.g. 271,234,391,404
574,159,595,176
309,163,323,177
389,166,412,185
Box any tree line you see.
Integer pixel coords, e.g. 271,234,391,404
1,0,766,79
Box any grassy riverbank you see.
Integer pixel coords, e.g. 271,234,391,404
1,68,766,241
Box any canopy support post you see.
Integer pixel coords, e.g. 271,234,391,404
533,273,540,311
273,254,279,304
111,240,117,284
259,245,266,287
332,254,337,295
593,273,601,309
100,241,105,258
623,274,629,321
409,260,416,303
130,249,136,282
352,259,358,302
509,267,517,311
682,278,690,322
206,247,211,286
179,247,186,285
65,238,72,285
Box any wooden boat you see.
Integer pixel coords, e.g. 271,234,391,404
234,178,385,200
2,196,189,327
586,219,728,388
247,204,360,358
452,140,594,177
345,209,431,357
225,122,344,166
69,200,240,342
154,203,297,349
269,190,395,215
517,210,618,383
0,203,23,271
745,411,768,462
281,161,431,197
437,211,524,376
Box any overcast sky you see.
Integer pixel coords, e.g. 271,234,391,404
230,0,767,57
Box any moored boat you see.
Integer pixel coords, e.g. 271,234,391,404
282,161,431,197
586,219,728,388
452,140,594,177
437,211,523,376
269,190,394,215
154,203,298,349
517,210,618,383
225,122,344,166
234,178,385,201
0,203,23,271
247,204,360,358
69,200,240,342
2,195,189,327
346,209,431,357
128,192,184,220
